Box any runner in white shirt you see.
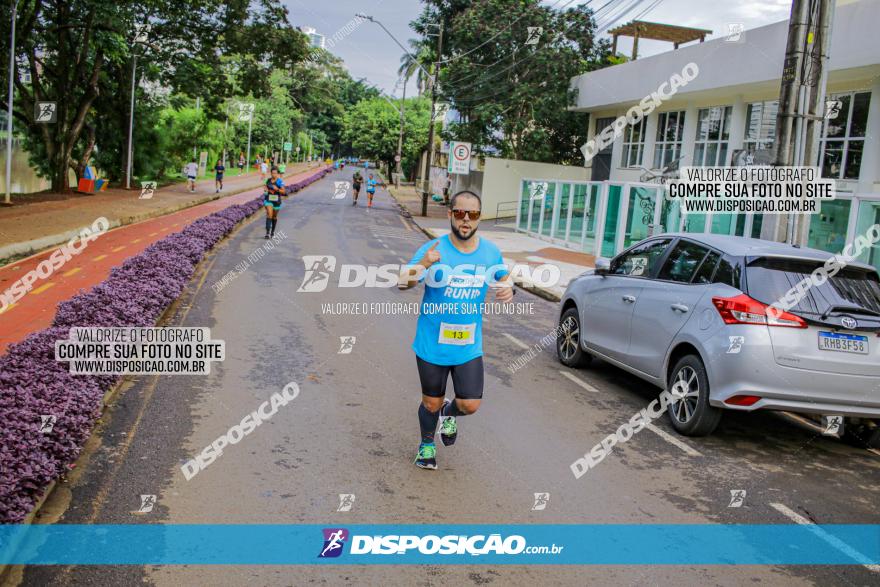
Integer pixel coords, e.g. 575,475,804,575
184,160,198,192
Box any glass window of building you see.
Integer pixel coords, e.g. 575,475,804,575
820,91,871,180
693,106,732,167
807,199,852,254
621,118,646,168
743,100,778,153
653,111,685,169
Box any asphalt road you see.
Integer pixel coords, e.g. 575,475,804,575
16,167,880,586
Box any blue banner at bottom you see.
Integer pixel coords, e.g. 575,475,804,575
0,525,878,565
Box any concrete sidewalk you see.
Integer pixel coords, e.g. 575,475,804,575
389,184,595,301
0,162,320,264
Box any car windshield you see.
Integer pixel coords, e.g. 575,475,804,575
746,257,880,318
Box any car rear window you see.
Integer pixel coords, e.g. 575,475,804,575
746,258,880,316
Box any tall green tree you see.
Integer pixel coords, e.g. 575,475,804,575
342,96,430,177
0,0,309,191
411,0,612,164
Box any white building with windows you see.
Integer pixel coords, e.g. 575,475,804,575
299,26,326,49
515,0,879,273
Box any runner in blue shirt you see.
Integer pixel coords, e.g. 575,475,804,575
365,173,382,208
262,167,285,239
398,190,514,469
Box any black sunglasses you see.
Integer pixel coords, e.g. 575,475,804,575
451,209,481,221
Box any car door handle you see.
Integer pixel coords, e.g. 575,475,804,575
622,295,636,303
671,303,689,313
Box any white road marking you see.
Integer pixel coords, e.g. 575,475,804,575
559,370,598,393
869,448,880,458
769,502,880,572
644,423,703,457
398,257,406,264
502,333,530,350
381,243,389,249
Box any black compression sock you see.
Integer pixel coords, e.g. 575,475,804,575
271,218,278,233
418,403,441,444
265,217,271,233
442,400,465,418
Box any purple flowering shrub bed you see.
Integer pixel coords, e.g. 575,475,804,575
0,168,330,523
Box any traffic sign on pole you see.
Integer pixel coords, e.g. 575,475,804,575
448,141,471,175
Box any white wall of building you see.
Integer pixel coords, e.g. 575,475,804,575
481,158,589,220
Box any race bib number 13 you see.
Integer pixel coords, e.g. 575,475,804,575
438,322,476,346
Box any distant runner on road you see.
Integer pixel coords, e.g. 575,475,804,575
398,190,514,470
352,170,362,206
365,173,382,208
214,159,225,193
184,160,198,193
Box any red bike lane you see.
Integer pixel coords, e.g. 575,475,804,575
0,166,327,354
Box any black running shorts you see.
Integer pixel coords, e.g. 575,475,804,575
416,356,484,399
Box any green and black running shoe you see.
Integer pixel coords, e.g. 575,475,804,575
414,442,437,470
439,400,457,446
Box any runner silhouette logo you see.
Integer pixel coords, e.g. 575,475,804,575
319,528,349,558
298,256,337,292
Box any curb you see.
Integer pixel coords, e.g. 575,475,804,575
387,192,563,303
0,166,317,267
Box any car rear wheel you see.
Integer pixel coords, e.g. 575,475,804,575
557,307,591,368
666,354,721,437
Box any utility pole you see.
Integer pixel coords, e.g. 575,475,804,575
420,23,443,217
769,0,834,244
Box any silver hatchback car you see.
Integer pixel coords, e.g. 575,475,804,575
556,233,880,443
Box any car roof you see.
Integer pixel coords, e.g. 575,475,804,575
655,233,876,271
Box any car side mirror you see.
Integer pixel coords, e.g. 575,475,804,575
594,258,611,275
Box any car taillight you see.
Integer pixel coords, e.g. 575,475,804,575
712,294,807,328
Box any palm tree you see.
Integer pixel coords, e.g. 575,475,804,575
398,40,433,96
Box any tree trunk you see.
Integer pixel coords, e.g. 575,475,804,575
51,148,71,193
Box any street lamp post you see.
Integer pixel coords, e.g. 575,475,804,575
5,0,21,205
125,53,138,189
357,13,438,214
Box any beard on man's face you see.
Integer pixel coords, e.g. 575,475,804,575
450,219,478,241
